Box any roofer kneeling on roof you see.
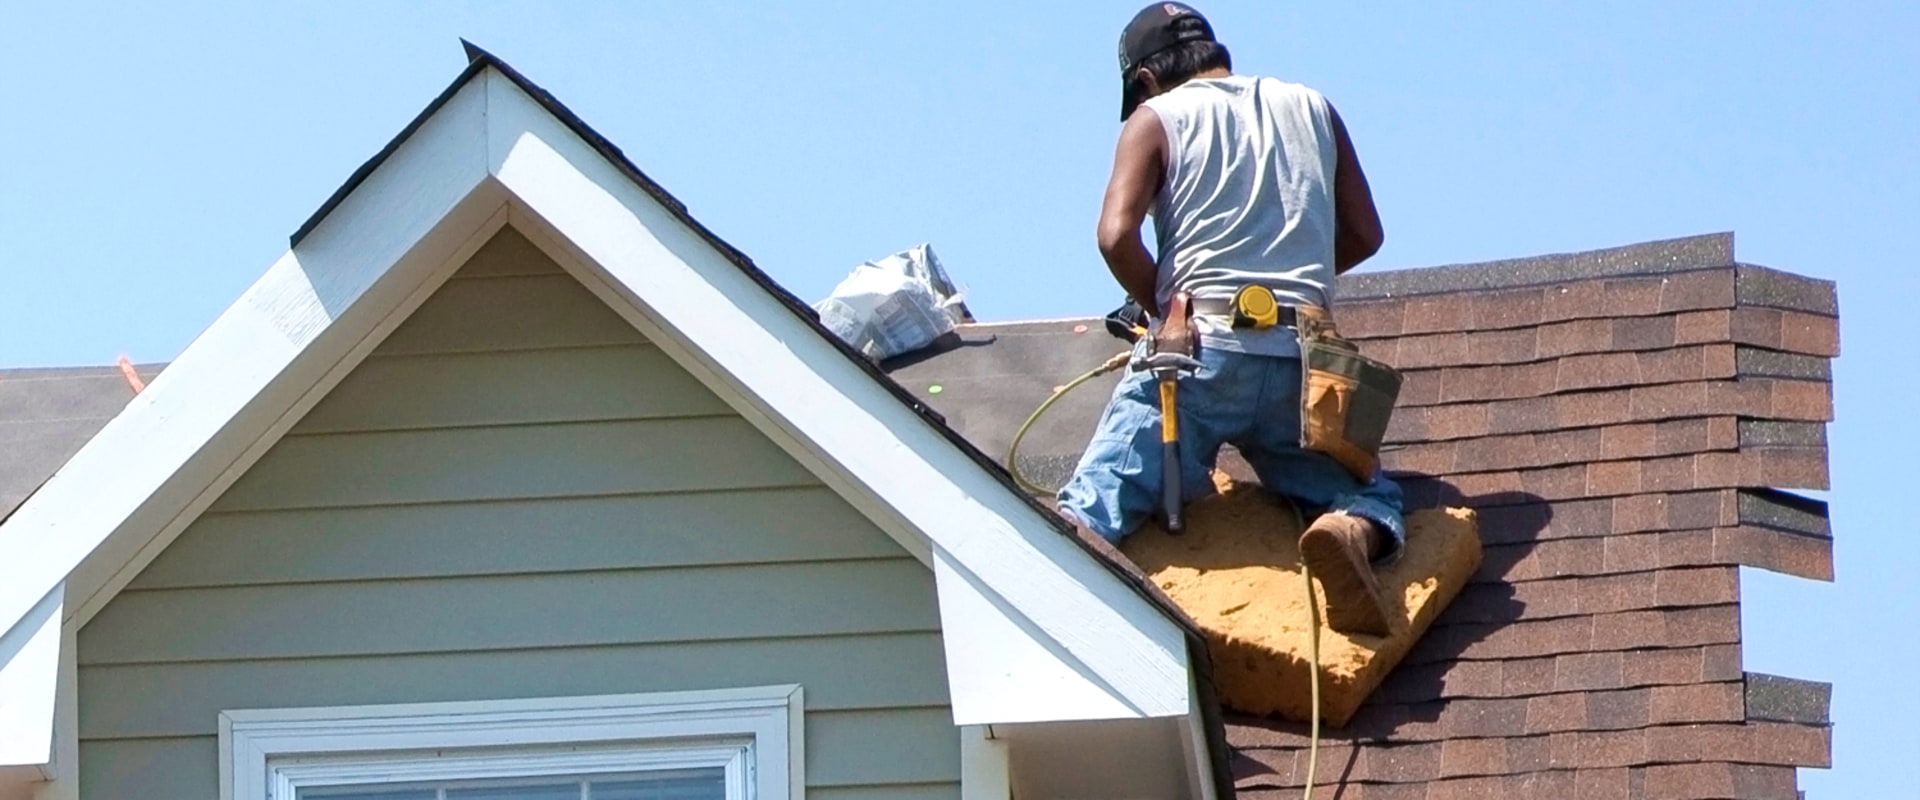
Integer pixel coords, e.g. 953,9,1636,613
1057,3,1406,636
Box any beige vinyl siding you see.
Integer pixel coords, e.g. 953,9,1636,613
75,228,959,800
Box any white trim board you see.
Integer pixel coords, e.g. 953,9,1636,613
0,55,1202,782
219,686,801,800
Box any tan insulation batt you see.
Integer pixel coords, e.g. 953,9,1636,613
1121,475,1482,727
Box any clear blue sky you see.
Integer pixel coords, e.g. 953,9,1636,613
3,2,1913,793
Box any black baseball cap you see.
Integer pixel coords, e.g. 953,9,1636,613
1117,3,1216,121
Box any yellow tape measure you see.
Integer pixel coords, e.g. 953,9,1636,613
1233,285,1281,329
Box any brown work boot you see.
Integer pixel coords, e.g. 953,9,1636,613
1298,513,1393,637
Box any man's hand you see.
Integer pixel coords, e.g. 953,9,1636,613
1330,103,1384,274
1097,107,1168,318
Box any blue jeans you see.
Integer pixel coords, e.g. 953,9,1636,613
1057,346,1406,556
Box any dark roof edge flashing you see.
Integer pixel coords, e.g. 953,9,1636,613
1335,232,1735,301
289,55,489,246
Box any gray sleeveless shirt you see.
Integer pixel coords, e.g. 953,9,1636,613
1141,75,1338,357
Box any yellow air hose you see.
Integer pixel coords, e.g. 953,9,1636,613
1005,348,1328,798
1005,349,1133,496
1302,564,1323,799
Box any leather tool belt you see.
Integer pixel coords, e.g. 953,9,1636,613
1193,287,1404,482
1294,305,1402,482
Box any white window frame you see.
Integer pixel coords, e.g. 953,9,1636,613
218,686,803,800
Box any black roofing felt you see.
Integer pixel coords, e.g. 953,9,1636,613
884,321,1135,493
282,44,1239,798
0,365,159,520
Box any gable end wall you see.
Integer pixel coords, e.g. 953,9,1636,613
72,229,960,800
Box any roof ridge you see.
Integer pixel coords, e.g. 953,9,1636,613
1336,232,1736,300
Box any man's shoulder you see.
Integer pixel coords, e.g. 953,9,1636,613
1249,75,1326,100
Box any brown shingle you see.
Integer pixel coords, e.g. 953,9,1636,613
1472,287,1548,329
1535,427,1605,465
1623,648,1706,687
1573,766,1634,800
1650,682,1746,724
1579,572,1660,613
1502,656,1560,695
1586,688,1653,730
1424,403,1493,440
1655,565,1739,607
1658,269,1738,312
1767,378,1834,421
1641,762,1799,799
1602,276,1670,316
1554,652,1625,692
1611,314,1677,351
1367,741,1447,783
1672,308,1732,344
1439,737,1511,777
1746,721,1833,768
1395,331,1473,368
1585,461,1643,497
1405,296,1476,334
1340,298,1407,338
1730,306,1842,357
1778,309,1841,357
1600,531,1661,572
1555,730,1649,770
1657,530,1718,569
1556,351,1642,392
1701,643,1744,681
1539,317,1617,358
1469,326,1540,363
1507,736,1554,774
1526,692,1589,734
1597,423,1659,460
1665,605,1743,647
1542,280,1608,323
1591,611,1667,652
1713,526,1834,581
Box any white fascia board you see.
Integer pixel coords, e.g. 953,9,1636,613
0,585,58,769
933,548,1148,723
481,72,1192,722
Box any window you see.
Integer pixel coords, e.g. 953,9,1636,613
219,686,802,800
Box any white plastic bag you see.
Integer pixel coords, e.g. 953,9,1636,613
815,244,969,361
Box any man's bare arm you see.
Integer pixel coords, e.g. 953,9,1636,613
1330,103,1384,274
1097,107,1168,318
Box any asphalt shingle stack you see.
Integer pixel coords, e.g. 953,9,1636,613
1224,233,1837,799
